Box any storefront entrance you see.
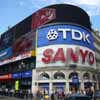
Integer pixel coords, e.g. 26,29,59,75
38,83,49,94
53,83,65,92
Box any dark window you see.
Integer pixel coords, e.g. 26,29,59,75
83,73,90,79
54,72,65,79
69,72,78,79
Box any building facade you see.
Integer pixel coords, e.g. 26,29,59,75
92,29,100,90
0,4,100,96
32,4,98,95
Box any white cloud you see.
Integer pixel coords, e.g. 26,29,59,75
62,0,100,16
78,0,100,6
29,0,100,16
84,5,100,16
64,0,100,6
19,1,25,6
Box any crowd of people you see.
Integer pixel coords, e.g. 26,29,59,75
34,86,94,100
0,88,33,99
0,86,95,100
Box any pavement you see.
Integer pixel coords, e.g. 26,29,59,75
0,96,33,100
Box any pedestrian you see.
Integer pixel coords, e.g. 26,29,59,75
86,88,93,99
35,89,42,100
51,93,54,100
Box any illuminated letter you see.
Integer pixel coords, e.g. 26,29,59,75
42,49,53,63
83,32,90,44
89,52,94,65
80,49,88,63
70,48,78,62
72,29,82,40
53,48,66,62
58,28,71,39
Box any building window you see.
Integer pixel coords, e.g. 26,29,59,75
83,72,90,80
39,72,50,80
69,72,78,79
54,72,65,79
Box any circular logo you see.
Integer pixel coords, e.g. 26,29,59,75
47,29,58,40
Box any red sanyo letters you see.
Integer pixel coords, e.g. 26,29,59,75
42,48,94,65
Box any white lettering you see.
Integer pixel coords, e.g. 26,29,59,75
72,29,82,40
58,28,71,39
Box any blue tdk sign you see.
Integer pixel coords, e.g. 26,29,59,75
37,24,94,50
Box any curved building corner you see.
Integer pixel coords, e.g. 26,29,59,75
32,4,97,95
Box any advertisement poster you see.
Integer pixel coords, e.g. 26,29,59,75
1,31,13,49
32,8,56,29
36,24,96,68
0,47,13,60
13,31,35,56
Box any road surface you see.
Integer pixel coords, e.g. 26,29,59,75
0,96,32,100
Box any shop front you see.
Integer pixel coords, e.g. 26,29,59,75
12,71,32,91
53,82,65,93
0,74,12,89
38,83,49,94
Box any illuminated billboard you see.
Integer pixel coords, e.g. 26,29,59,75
32,8,56,29
0,29,13,51
0,47,13,61
13,31,35,56
37,24,94,50
0,74,12,80
36,24,96,68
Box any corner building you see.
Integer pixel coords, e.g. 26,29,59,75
0,3,99,96
32,4,97,95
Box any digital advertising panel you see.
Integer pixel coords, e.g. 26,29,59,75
32,8,56,29
12,73,21,79
0,50,33,66
0,74,12,80
22,71,32,78
0,47,13,61
12,71,32,79
36,24,96,68
13,31,35,56
1,30,13,49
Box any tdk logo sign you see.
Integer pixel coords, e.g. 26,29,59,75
47,28,90,44
47,29,58,40
38,24,94,50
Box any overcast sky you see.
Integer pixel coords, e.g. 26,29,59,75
0,0,100,34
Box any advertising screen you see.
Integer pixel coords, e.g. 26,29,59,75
32,8,56,29
36,24,96,68
0,30,13,51
22,71,32,78
12,73,21,79
0,74,12,80
13,31,35,56
12,71,32,79
0,47,13,61
0,51,33,66
37,24,94,50
14,15,32,39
